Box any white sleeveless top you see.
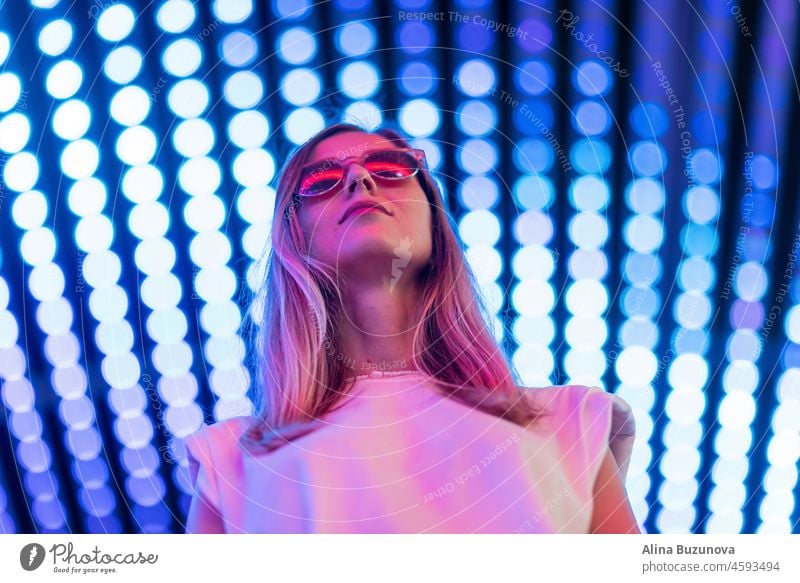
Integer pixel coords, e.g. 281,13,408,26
183,372,635,533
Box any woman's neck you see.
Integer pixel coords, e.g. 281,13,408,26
335,278,422,374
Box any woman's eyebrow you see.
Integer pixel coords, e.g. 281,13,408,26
305,156,336,167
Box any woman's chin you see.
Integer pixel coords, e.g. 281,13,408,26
327,242,398,273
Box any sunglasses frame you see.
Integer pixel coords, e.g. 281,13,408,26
295,147,428,198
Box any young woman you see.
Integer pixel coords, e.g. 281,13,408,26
184,123,640,534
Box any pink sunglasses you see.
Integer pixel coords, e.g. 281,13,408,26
296,148,428,198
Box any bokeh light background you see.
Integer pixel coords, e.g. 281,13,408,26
0,0,798,534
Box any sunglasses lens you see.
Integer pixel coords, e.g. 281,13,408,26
298,164,343,196
364,150,418,179
297,150,421,196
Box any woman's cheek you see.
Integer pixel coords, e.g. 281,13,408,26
302,211,339,261
299,207,325,241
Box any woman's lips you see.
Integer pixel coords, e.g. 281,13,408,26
340,203,392,223
346,207,384,219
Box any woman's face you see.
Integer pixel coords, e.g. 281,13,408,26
296,131,434,284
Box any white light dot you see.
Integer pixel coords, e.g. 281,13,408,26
109,86,151,126
12,190,48,230
569,212,609,249
0,279,8,312
36,297,73,335
82,250,122,288
213,396,252,420
141,273,182,310
221,31,258,66
116,126,158,166
204,335,246,368
280,68,321,106
52,100,91,140
232,149,275,186
168,402,205,432
465,246,503,284
227,110,269,149
3,378,33,412
152,341,193,377
0,113,30,154
122,164,164,204
625,214,664,254
236,187,275,223
68,178,107,216
60,139,99,179
336,21,374,56
513,315,555,346
95,320,134,356
128,201,169,240
564,348,607,381
242,223,269,259
46,60,83,99
767,432,800,466
680,404,713,434
29,263,65,301
675,291,712,330
0,32,9,67
223,71,263,109
185,194,226,232
147,308,188,343
195,267,237,302
456,60,495,97
190,231,232,268
283,107,324,145
459,211,501,247
616,346,658,385
75,215,114,253
565,316,608,349
173,118,215,157
162,38,202,78
718,393,756,429
772,401,800,432
201,301,243,337
3,152,39,192
786,306,800,343
338,61,379,99
667,353,709,391
102,353,141,389
89,285,129,323
135,238,177,275
20,228,57,266
96,4,136,42
103,46,143,85
168,79,210,118
178,157,221,195
156,0,196,33
0,73,22,113
342,100,382,129
277,27,315,64
213,0,253,23
399,99,440,137
735,262,768,302
565,279,608,316
38,19,73,56
512,280,555,317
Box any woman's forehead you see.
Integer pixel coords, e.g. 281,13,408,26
308,131,400,162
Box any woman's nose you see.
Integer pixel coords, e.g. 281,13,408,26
344,163,376,194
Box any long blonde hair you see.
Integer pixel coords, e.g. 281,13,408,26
241,123,546,453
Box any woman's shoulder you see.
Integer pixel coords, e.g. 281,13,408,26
523,383,636,480
525,384,634,431
184,415,255,465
